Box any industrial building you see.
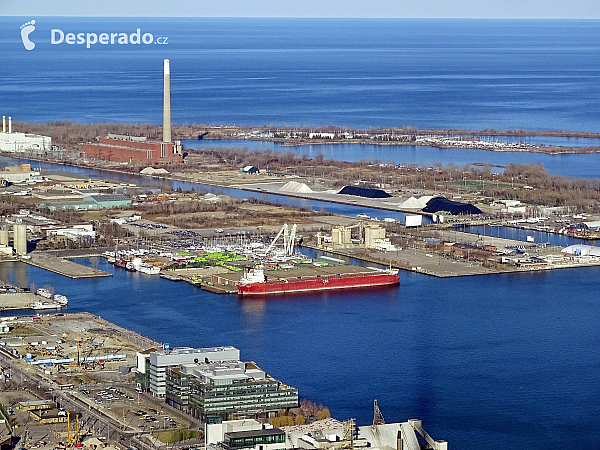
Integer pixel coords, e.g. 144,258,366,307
165,359,299,422
83,136,183,163
240,166,260,174
13,223,27,256
40,194,132,211
83,59,183,163
0,116,52,155
0,229,11,256
45,224,96,243
284,418,447,450
206,419,277,447
317,222,396,252
0,163,43,184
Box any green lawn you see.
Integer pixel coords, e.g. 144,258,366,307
155,429,198,444
8,326,38,336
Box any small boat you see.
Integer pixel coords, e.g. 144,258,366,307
36,288,52,299
30,301,62,310
53,294,68,305
137,264,160,275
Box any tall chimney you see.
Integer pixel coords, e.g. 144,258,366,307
2,116,5,133
163,59,171,143
8,116,12,134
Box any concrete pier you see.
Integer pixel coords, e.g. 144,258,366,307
0,292,38,311
23,254,111,278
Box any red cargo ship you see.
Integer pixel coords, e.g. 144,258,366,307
237,266,400,295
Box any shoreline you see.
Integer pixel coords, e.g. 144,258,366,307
12,121,600,155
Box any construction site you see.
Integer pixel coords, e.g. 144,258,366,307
0,313,194,450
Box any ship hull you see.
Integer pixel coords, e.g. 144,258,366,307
238,272,399,295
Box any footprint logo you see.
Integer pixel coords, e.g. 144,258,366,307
20,20,36,50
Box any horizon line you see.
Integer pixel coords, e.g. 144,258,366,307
3,15,600,20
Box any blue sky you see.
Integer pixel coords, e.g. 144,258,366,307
3,0,600,19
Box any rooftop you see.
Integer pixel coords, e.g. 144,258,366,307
225,428,284,439
158,346,238,356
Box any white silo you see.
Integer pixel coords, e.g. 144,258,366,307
13,224,27,256
0,228,8,246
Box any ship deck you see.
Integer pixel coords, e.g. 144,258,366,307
217,264,387,285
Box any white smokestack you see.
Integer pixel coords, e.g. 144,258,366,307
163,59,171,143
8,116,12,134
2,116,5,133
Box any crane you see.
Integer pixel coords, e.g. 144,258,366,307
266,224,298,256
286,224,297,255
66,411,80,446
343,419,356,449
373,399,385,426
75,338,91,367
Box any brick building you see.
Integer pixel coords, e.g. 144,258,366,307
83,136,183,163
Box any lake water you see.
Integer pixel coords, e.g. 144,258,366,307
459,224,600,247
2,18,600,132
185,139,600,178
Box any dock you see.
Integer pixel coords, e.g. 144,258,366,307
24,254,112,278
301,243,498,277
0,292,38,311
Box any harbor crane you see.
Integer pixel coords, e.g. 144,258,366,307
373,399,385,426
266,224,297,256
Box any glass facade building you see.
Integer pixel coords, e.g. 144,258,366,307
166,361,298,422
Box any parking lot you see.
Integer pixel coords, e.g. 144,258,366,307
77,385,182,432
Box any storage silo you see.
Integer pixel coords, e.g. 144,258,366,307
0,228,8,246
13,224,27,256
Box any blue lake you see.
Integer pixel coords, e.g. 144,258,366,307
185,139,600,178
